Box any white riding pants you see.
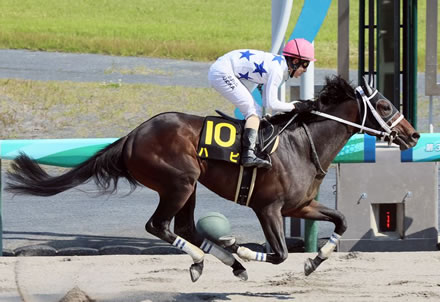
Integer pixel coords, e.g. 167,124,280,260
208,61,261,119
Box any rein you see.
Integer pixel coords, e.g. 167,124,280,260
260,85,403,176
302,123,327,177
261,113,298,152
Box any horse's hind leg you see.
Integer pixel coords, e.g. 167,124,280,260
145,183,206,282
287,200,347,276
225,203,289,265
174,185,248,281
174,184,198,242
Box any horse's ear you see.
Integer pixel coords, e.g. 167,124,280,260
368,76,374,88
362,75,373,96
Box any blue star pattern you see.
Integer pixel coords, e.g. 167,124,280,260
272,55,283,65
239,50,255,61
238,72,252,80
253,61,267,77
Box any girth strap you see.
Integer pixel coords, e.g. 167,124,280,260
234,166,258,206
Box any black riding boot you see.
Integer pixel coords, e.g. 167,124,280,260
241,128,271,169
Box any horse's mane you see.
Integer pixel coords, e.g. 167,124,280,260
318,75,356,106
267,75,356,126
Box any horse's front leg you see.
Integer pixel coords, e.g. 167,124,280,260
286,200,347,276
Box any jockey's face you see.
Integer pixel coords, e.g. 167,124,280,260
287,57,310,78
292,58,309,78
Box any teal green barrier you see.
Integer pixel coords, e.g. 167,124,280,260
1,138,118,167
0,134,375,167
333,134,376,163
0,170,2,255
401,133,440,162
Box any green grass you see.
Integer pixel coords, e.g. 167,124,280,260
0,79,234,139
0,0,436,70
0,0,274,60
0,77,436,139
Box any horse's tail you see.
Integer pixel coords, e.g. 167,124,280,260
6,137,139,196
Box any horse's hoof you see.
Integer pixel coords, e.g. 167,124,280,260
304,258,316,276
190,261,204,282
233,268,248,281
218,235,236,247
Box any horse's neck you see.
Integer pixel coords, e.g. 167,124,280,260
305,106,358,170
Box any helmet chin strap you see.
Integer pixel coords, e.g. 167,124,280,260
289,68,295,78
287,59,300,78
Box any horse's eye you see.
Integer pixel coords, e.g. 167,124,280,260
376,99,393,118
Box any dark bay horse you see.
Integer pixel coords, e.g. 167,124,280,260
6,76,419,282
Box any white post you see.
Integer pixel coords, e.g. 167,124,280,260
429,96,434,133
271,0,293,53
300,42,315,100
279,42,287,103
271,0,293,104
269,0,293,248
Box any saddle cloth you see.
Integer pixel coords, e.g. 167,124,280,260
197,111,279,164
197,111,280,206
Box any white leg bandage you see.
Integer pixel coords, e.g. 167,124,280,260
318,233,341,259
173,236,204,263
237,246,267,262
200,239,235,266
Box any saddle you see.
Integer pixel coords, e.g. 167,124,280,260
197,110,281,206
216,110,280,153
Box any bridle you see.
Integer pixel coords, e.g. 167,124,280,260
354,86,404,143
273,79,405,177
310,85,404,144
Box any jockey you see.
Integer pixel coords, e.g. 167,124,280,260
208,38,318,169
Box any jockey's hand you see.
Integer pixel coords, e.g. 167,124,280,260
292,100,317,114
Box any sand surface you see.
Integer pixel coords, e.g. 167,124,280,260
1,252,440,302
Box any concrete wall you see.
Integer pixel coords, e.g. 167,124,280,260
336,144,438,252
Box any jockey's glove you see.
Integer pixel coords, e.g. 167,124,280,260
292,99,318,114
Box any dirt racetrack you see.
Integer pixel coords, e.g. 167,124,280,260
1,251,439,302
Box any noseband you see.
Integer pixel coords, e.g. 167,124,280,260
311,86,404,144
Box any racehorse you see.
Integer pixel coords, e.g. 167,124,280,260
6,76,419,282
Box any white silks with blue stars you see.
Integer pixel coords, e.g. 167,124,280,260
208,49,294,119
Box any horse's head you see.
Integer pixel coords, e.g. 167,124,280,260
356,76,419,150
313,76,419,151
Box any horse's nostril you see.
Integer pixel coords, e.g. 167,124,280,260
412,132,420,140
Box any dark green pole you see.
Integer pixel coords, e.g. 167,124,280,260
376,0,400,108
358,0,365,85
304,193,319,252
410,0,418,129
403,0,418,128
304,220,318,252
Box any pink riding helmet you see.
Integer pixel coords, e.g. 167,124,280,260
282,38,317,62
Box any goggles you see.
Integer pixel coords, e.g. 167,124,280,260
299,60,310,69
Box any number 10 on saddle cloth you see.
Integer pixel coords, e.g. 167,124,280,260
197,116,243,164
